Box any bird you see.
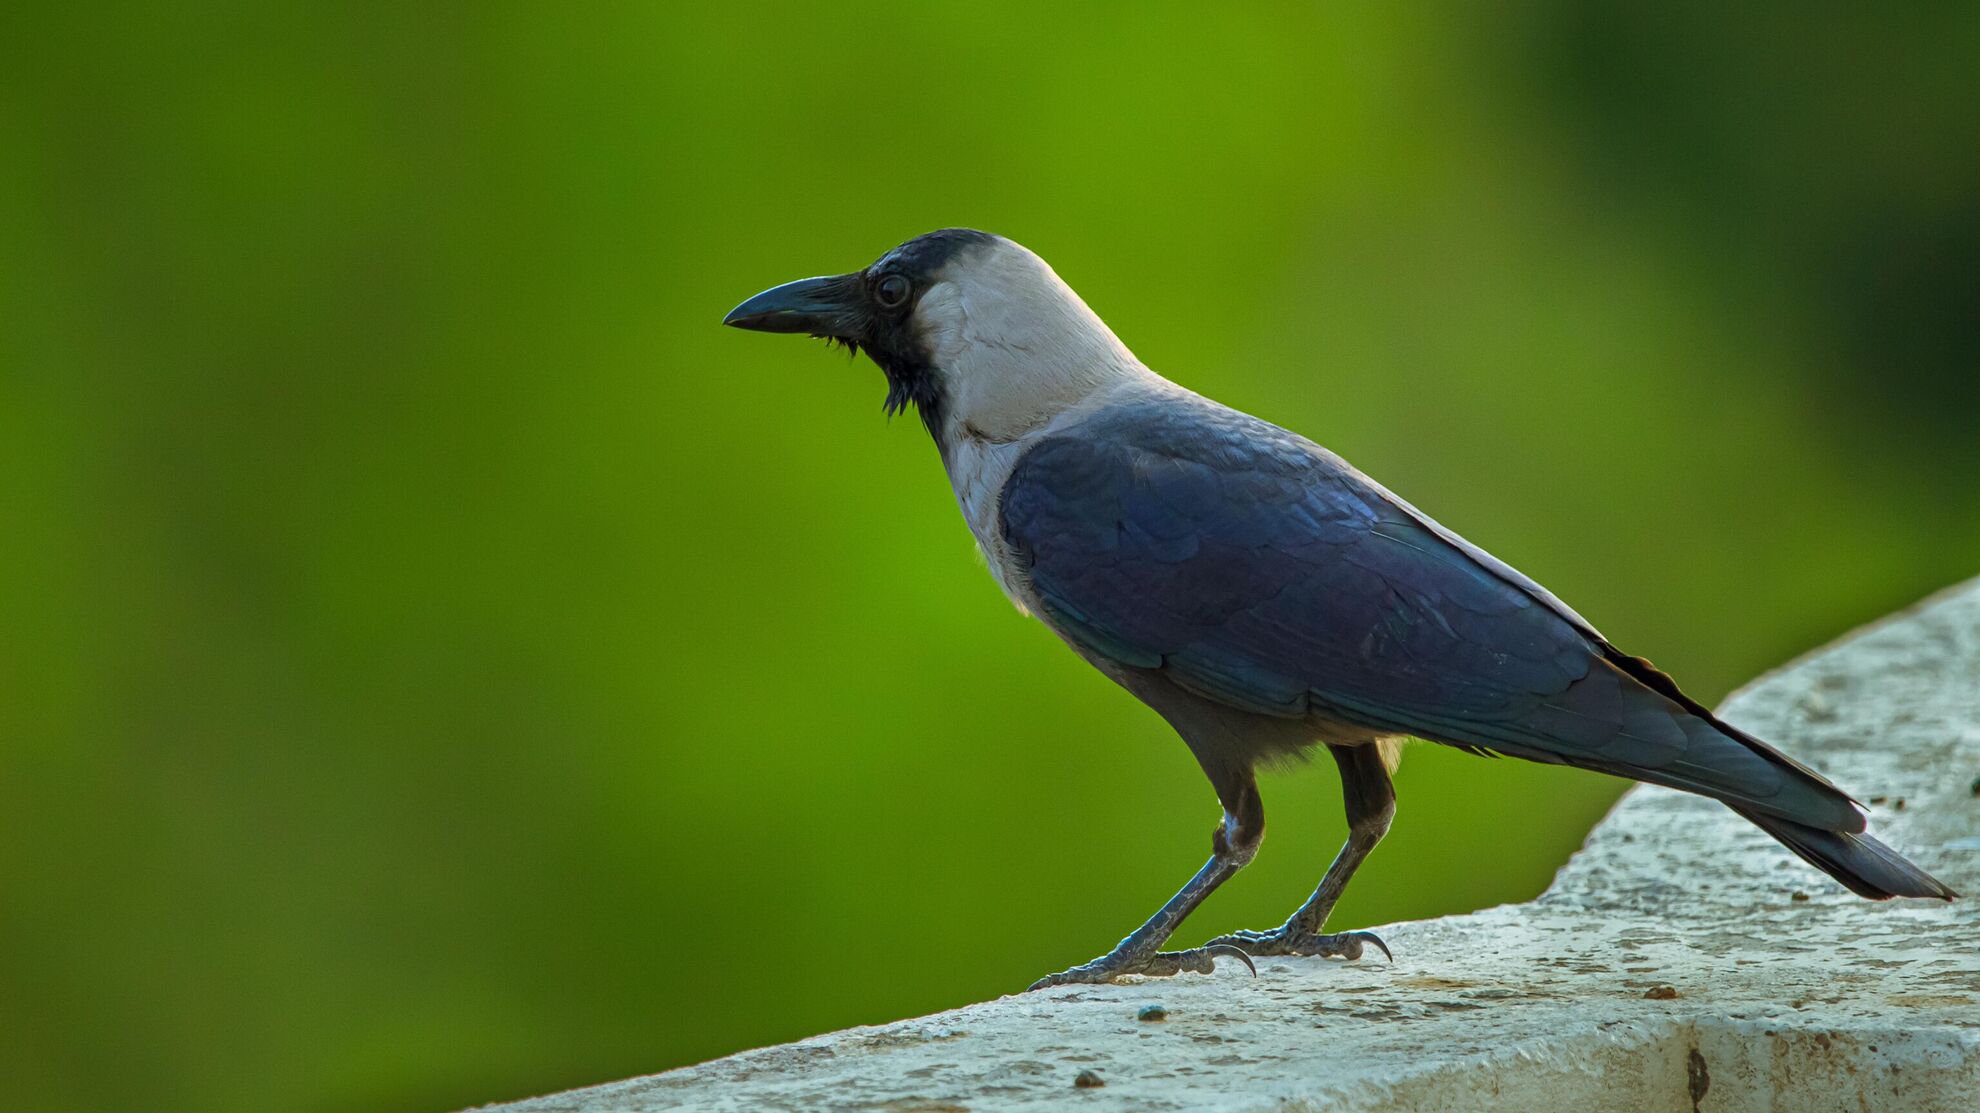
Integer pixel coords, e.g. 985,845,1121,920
722,229,1955,990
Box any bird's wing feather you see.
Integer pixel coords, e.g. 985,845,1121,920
1000,395,1860,831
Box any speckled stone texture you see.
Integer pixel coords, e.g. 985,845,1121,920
474,579,1980,1113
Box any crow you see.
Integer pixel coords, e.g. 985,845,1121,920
724,229,1954,989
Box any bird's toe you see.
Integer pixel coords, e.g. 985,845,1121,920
1025,944,1255,992
1205,927,1393,963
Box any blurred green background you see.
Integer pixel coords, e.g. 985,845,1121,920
3,3,1977,1111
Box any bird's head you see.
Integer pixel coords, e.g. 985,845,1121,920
724,230,1141,442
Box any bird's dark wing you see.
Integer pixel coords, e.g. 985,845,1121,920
1000,394,1861,832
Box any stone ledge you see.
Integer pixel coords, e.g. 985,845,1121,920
474,579,1980,1112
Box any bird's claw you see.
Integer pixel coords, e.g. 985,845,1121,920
1199,942,1259,976
1205,927,1393,963
1027,942,1257,991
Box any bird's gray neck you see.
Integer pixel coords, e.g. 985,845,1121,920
935,351,1152,448
913,270,1149,450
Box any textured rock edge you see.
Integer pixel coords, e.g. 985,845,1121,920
474,578,1980,1112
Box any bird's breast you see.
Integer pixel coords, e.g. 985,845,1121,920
941,426,1039,616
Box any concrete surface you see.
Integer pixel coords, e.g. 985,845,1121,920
474,578,1980,1112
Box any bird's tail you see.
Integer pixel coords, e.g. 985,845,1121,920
1732,805,1956,901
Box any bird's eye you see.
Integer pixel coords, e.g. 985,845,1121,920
874,274,912,309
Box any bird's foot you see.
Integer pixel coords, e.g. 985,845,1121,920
1027,943,1256,991
1204,927,1393,962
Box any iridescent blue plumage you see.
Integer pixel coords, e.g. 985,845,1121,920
1001,392,1861,831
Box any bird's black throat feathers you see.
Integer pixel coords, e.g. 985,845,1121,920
857,228,996,440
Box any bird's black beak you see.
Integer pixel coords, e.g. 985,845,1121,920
722,274,862,336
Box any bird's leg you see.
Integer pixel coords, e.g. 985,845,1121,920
1208,743,1395,961
1028,783,1264,991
